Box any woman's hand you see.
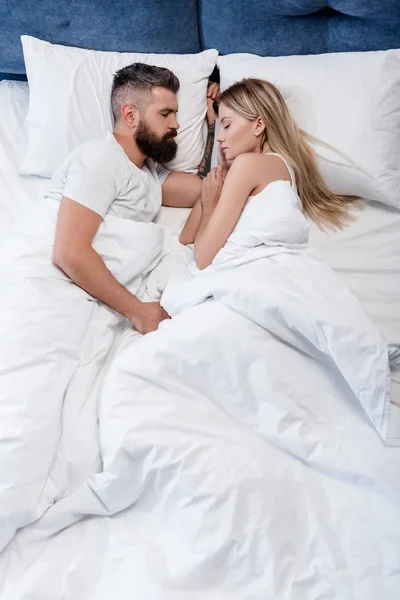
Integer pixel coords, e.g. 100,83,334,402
200,166,224,210
206,81,220,126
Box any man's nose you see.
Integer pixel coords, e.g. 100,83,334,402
171,115,179,130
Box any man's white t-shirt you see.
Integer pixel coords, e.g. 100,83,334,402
45,133,170,222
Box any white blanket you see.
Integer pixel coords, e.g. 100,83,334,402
0,198,185,550
2,213,399,599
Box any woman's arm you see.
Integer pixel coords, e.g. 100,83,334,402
194,154,259,269
179,141,228,246
194,153,292,269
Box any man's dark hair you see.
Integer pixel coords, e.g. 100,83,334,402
111,63,180,123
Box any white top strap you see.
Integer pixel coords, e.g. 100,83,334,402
264,152,297,191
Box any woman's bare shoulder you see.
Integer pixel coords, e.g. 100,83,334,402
245,152,292,194
232,152,290,177
226,152,292,195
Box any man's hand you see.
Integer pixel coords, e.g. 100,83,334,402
206,81,220,126
54,199,171,331
130,301,171,335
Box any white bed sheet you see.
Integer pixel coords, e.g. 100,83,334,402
1,80,400,599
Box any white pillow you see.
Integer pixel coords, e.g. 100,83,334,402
20,36,218,177
218,51,400,208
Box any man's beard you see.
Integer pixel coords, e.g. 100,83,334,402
135,119,178,164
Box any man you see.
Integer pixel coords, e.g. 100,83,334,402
52,63,218,334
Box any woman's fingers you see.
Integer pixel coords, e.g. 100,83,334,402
209,167,217,180
203,168,219,194
204,170,212,188
216,165,224,189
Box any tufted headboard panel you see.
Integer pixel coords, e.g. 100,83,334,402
0,0,399,79
199,0,400,55
0,0,200,76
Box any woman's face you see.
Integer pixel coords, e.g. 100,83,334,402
216,102,261,161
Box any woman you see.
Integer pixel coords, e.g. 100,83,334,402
180,78,356,270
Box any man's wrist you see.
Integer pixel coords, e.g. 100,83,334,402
198,122,216,179
125,297,144,325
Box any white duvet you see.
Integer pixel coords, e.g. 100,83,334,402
1,80,400,600
0,197,177,548
2,186,400,600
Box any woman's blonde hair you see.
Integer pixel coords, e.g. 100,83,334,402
217,78,358,230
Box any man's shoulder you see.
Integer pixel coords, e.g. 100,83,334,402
71,133,120,163
52,134,127,186
49,134,124,191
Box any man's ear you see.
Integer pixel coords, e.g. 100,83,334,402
121,103,138,131
254,116,266,138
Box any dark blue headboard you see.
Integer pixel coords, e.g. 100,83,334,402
199,0,400,55
1,0,399,79
0,0,200,76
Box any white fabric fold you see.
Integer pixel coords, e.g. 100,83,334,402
0,200,164,550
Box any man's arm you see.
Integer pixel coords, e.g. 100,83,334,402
197,122,216,180
52,198,169,334
160,123,215,208
179,198,202,245
161,171,202,209
161,82,219,209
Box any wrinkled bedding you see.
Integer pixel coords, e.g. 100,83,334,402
2,238,400,599
2,188,400,600
1,80,400,600
0,197,193,549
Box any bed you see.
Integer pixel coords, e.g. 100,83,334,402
0,1,400,599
